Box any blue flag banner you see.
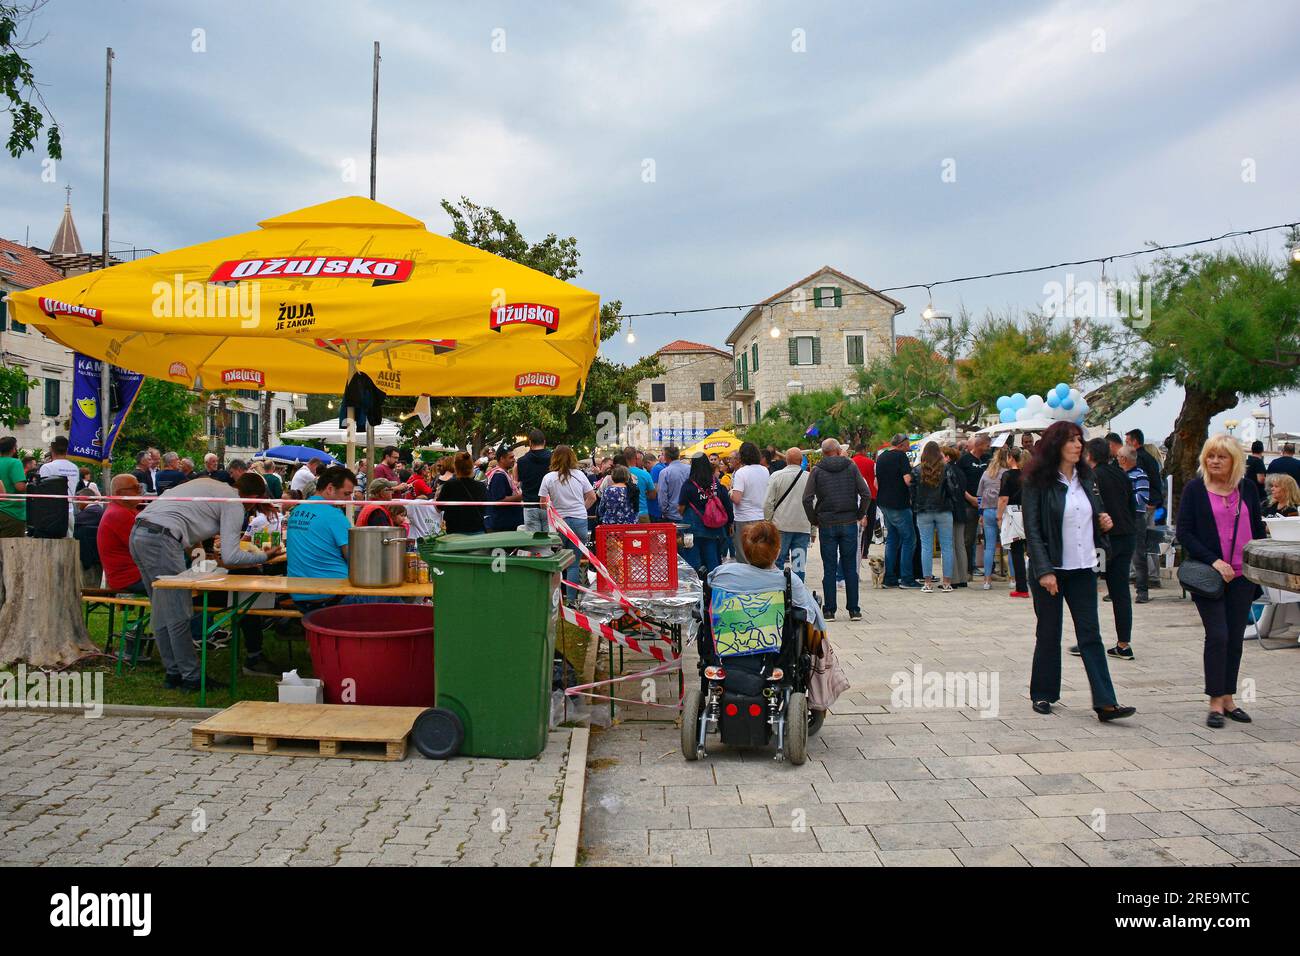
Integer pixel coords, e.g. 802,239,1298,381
68,353,145,465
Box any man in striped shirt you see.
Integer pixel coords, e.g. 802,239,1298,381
1117,446,1151,603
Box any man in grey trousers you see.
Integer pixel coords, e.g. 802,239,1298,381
129,473,280,692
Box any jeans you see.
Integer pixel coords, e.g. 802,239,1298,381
981,508,999,577
1194,576,1254,697
819,522,860,615
523,506,548,533
555,515,588,601
881,506,916,587
1029,567,1118,708
916,510,954,580
1103,532,1136,645
682,510,725,577
776,530,810,582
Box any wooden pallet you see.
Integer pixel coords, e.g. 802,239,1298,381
191,701,428,761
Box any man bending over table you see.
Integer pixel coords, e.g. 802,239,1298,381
286,466,400,615
129,472,281,692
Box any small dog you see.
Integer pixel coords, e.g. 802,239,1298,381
868,556,886,589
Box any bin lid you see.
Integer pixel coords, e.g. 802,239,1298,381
423,531,563,554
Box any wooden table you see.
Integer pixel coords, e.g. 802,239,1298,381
152,574,431,704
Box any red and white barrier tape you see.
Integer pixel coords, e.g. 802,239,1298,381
562,657,683,711
561,604,679,664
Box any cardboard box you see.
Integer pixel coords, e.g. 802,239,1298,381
277,679,324,705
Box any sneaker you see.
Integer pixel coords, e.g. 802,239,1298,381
982,581,992,591
953,582,968,588
849,611,862,621
1010,591,1030,599
939,584,954,593
882,582,900,589
899,580,923,590
824,611,836,621
1135,593,1151,604
1107,645,1135,661
1068,644,1082,656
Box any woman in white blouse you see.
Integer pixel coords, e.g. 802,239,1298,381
1021,421,1135,722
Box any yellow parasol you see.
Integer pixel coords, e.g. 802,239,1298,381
681,430,743,458
7,197,601,399
9,196,600,470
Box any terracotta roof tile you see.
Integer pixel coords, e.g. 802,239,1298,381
0,238,65,290
656,339,732,359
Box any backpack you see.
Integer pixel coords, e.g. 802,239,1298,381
691,479,729,529
26,475,70,539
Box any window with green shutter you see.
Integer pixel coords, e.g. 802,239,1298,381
751,342,758,372
755,400,762,420
43,378,60,417
813,286,842,309
790,336,820,365
741,351,748,389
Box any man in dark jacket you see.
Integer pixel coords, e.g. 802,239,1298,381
803,438,872,621
1126,429,1164,587
516,429,553,532
957,434,991,585
874,434,918,589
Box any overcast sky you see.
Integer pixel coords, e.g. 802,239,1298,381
3,0,1298,442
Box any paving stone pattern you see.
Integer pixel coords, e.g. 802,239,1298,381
582,550,1300,867
0,714,572,867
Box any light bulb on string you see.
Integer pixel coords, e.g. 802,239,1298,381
626,317,636,345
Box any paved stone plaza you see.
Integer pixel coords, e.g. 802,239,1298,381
582,552,1300,867
0,715,572,866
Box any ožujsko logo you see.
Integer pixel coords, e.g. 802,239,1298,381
221,368,264,387
168,362,190,379
39,297,103,326
490,303,559,334
515,371,559,391
208,256,414,282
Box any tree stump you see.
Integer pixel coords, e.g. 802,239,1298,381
0,537,99,668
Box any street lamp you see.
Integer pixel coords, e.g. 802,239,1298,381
1224,419,1239,436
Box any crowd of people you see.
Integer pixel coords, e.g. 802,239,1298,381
0,417,1282,728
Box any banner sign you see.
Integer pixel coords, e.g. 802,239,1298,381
651,427,713,444
68,353,145,464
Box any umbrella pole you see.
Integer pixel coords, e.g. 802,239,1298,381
345,349,357,521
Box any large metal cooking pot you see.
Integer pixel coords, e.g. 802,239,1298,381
348,525,410,588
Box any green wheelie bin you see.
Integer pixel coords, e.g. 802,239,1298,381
415,531,573,759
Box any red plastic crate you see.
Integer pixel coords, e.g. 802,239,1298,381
594,523,678,593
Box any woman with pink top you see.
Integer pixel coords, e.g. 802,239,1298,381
1176,434,1267,728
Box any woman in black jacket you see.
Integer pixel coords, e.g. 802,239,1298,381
1176,434,1266,728
1022,422,1135,722
1084,438,1138,660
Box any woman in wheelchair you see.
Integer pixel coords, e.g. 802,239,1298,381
682,521,830,765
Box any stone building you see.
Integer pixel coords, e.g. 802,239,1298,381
635,339,733,450
723,266,905,425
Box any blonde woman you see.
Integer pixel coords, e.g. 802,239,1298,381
1176,434,1266,728
1264,473,1300,517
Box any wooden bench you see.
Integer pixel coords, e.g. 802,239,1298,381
81,593,304,674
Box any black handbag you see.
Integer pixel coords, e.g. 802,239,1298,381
1178,491,1241,600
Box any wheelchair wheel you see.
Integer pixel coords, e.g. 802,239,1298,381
681,689,703,761
784,692,808,765
808,708,826,736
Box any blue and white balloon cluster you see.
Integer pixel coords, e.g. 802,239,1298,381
995,383,1089,425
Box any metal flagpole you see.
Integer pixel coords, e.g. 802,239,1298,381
369,41,379,202
99,47,114,493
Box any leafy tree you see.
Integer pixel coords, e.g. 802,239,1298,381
1131,248,1300,497
0,364,36,428
396,202,660,456
111,379,209,471
1,1,61,159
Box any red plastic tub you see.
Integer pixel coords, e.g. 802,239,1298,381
303,603,435,706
